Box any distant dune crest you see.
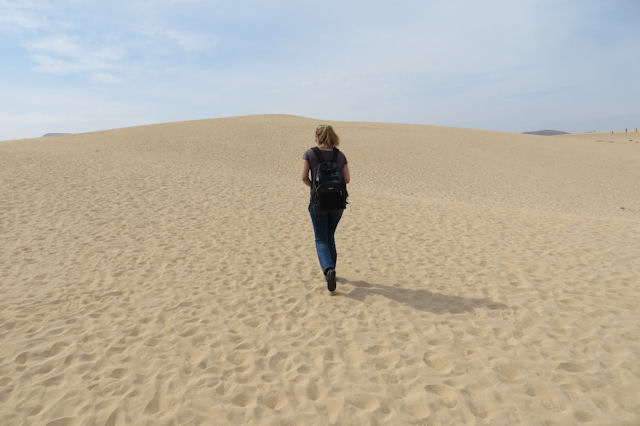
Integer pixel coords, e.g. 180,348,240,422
522,130,570,136
42,133,70,137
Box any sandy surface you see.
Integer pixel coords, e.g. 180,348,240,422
1,115,639,424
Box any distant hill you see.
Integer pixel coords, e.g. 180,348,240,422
522,130,570,136
42,133,70,137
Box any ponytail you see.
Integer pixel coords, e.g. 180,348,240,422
315,124,340,148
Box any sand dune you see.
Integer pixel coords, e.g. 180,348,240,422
1,114,639,424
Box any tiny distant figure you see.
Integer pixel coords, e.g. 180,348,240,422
611,130,614,134
301,125,350,292
625,128,628,133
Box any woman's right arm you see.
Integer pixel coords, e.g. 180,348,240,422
301,159,312,187
342,163,350,184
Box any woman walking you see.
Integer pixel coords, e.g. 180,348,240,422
301,125,350,292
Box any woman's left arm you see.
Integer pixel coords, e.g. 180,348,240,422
342,163,350,184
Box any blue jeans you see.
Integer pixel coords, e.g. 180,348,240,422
308,204,343,274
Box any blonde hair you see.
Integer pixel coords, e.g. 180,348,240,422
315,124,340,148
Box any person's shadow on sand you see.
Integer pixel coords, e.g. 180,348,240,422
338,278,508,314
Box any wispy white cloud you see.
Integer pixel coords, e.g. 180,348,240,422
26,35,125,60
163,30,218,52
135,26,219,53
28,53,122,75
0,0,63,33
24,34,125,76
90,73,119,84
24,34,82,57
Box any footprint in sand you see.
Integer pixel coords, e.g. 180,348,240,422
557,362,596,373
261,372,278,383
294,377,320,402
109,368,128,379
226,351,250,366
493,363,522,381
144,390,160,414
268,352,288,372
296,363,311,374
422,352,453,374
347,394,380,411
40,374,64,387
424,384,458,408
365,344,387,355
574,410,595,422
27,361,55,376
45,417,77,426
179,327,198,338
14,351,29,365
260,389,286,410
231,392,253,407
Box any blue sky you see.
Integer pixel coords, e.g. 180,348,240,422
1,0,639,140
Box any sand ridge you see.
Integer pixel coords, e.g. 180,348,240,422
1,115,639,424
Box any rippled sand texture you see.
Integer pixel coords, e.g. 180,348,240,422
1,115,639,424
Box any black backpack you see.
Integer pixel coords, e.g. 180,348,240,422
311,147,348,214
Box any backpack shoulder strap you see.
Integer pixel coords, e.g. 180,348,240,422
332,148,339,162
312,147,324,164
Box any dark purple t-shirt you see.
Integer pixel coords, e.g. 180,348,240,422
303,148,348,179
